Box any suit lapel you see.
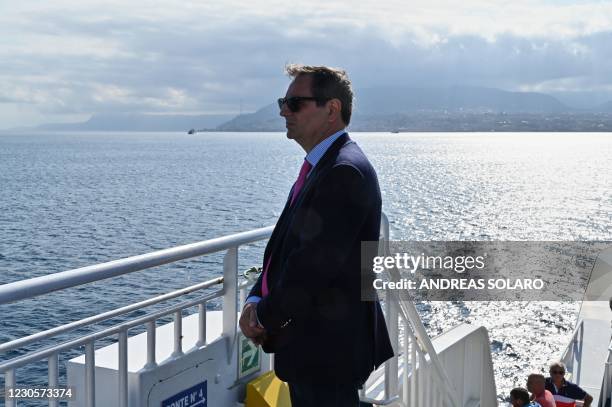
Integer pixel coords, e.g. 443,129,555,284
263,190,293,263
288,133,351,211
263,133,352,269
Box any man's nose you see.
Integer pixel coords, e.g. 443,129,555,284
279,102,291,117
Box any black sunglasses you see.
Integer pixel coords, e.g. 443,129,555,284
277,96,330,112
551,370,565,375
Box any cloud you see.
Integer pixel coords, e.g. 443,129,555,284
1,0,611,128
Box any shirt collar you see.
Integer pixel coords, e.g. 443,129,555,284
305,129,346,170
552,379,567,393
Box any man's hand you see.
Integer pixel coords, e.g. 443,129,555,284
239,302,266,345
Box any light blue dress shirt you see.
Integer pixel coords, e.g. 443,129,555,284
304,128,347,172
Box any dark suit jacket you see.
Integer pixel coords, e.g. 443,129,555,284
248,133,393,385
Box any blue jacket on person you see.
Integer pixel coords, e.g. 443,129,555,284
248,133,394,385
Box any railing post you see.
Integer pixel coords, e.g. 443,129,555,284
144,320,157,369
410,333,417,407
402,330,410,406
604,351,612,407
223,247,238,363
118,329,128,407
196,302,207,347
385,294,399,399
399,299,460,407
85,341,96,407
577,320,584,383
49,352,59,407
418,350,425,407
5,368,15,407
239,287,246,310
425,356,431,406
172,310,183,358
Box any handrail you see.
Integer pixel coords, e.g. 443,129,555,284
0,277,224,354
380,213,461,407
561,318,585,378
561,320,612,407
0,226,274,304
0,289,223,372
1,214,471,407
397,300,460,406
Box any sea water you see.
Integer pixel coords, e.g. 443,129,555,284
1,131,611,404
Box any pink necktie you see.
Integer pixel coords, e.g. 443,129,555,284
262,159,312,296
290,159,313,206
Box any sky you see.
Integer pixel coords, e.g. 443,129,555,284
1,0,612,129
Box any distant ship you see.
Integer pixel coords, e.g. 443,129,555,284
187,129,196,134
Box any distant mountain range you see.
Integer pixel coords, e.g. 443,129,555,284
356,86,570,113
15,86,612,132
217,86,612,132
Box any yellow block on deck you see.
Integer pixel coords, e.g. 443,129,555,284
245,371,291,407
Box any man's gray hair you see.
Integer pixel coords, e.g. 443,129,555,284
285,64,353,125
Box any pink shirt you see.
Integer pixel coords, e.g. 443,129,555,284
534,389,557,407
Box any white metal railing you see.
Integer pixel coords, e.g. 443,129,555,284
602,342,612,407
0,226,273,304
0,214,469,407
561,318,585,383
560,319,612,407
0,226,273,407
374,214,462,407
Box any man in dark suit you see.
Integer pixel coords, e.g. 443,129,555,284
239,65,393,407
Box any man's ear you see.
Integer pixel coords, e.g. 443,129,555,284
328,99,342,122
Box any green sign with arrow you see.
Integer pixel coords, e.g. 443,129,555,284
238,333,261,378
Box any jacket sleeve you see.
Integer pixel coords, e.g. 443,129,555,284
256,163,373,332
247,269,263,299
